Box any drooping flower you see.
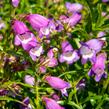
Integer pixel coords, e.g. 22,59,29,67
42,96,65,109
59,41,80,64
12,0,20,7
65,2,83,12
24,75,35,86
88,53,107,82
79,39,104,64
45,76,71,96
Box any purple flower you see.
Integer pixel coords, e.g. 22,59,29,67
26,14,49,31
24,75,35,86
59,41,80,64
12,20,38,51
14,32,38,51
29,45,43,61
67,13,82,27
65,2,83,12
12,20,29,35
88,53,107,82
12,0,20,7
45,76,71,96
42,96,65,109
79,39,104,64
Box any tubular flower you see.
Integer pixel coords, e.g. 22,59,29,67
12,0,20,7
79,39,104,64
26,14,56,38
67,13,82,27
12,20,38,51
12,20,29,35
65,2,83,12
59,41,80,64
29,45,44,61
14,32,38,51
45,76,71,96
26,14,49,31
42,96,65,109
88,53,107,82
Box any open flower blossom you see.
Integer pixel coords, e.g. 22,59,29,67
42,96,65,109
79,39,105,64
13,20,38,51
24,75,35,86
12,0,20,7
29,45,44,61
45,76,71,96
59,41,80,64
14,32,38,51
88,53,107,82
65,2,83,12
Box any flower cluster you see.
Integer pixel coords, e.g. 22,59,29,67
11,1,108,109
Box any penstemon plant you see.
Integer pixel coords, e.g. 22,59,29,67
0,0,109,109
